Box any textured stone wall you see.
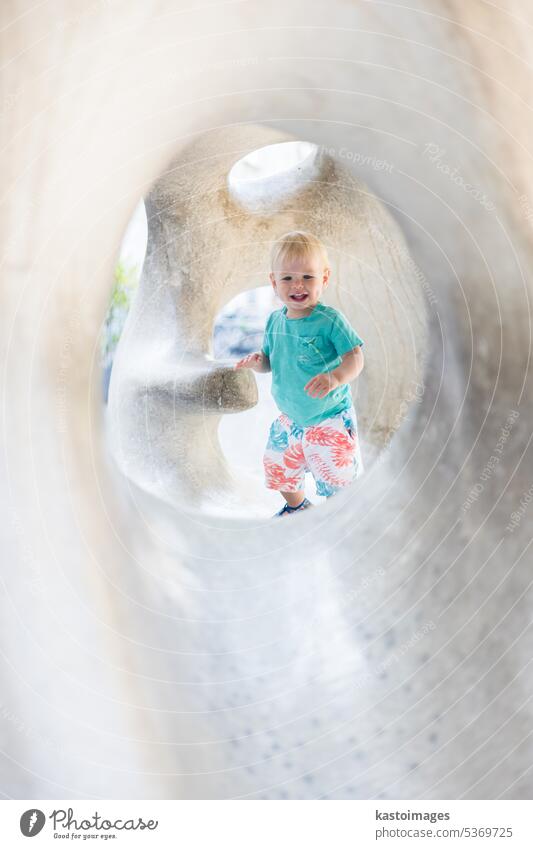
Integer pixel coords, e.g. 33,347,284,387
108,124,426,512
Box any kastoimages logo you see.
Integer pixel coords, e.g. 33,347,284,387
20,809,46,837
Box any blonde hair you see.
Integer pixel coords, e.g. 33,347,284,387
270,230,329,272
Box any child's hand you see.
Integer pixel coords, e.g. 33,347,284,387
234,352,264,372
304,372,340,398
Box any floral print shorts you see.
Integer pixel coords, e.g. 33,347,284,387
263,406,363,498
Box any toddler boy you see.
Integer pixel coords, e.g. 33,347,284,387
235,231,365,517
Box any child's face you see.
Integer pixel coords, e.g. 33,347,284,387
269,252,330,316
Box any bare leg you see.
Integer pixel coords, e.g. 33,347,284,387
281,489,306,508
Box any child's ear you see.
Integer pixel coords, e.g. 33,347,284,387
323,267,331,285
269,272,276,287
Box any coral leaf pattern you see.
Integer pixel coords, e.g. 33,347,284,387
307,453,349,486
283,442,306,469
263,407,361,495
264,459,302,490
331,441,356,467
305,426,352,449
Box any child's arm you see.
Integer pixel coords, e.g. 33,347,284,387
304,346,364,398
233,351,271,373
331,345,364,384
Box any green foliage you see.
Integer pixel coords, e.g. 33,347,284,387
102,260,139,363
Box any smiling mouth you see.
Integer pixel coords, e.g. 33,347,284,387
290,293,308,301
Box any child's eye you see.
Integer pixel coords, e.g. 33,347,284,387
281,276,292,281
303,275,313,279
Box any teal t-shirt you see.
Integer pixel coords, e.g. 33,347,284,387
261,302,364,426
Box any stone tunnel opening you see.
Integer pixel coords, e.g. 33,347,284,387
103,126,427,521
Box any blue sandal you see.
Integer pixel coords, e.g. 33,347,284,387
274,497,312,518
